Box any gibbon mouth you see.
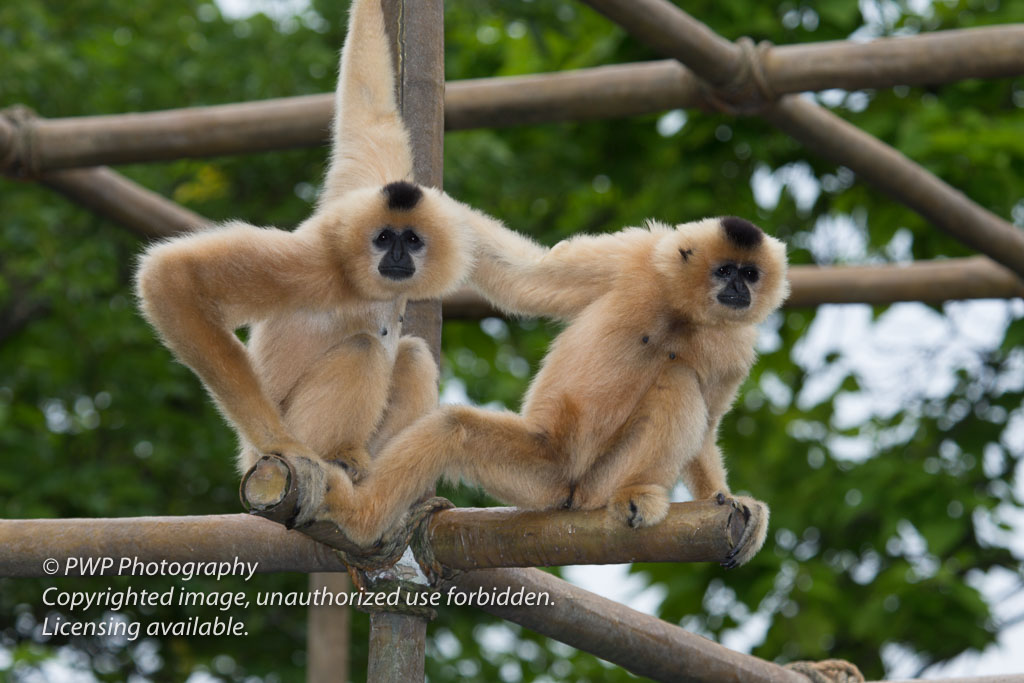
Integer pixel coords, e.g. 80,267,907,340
379,266,415,280
717,294,751,309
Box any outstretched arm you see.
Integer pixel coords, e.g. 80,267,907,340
321,0,413,200
446,199,635,319
136,223,342,457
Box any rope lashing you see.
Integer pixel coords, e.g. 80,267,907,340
785,659,865,683
336,496,453,619
0,105,40,178
332,496,455,589
698,37,778,116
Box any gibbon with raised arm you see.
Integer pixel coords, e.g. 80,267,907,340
136,0,473,483
328,214,788,568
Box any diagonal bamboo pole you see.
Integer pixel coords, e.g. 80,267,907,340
579,0,1024,278
40,166,209,238
453,567,1024,683
446,567,809,683
2,25,1022,171
758,97,1024,278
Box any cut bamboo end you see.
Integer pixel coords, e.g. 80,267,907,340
240,454,305,528
241,455,291,509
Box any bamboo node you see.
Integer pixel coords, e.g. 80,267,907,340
785,659,865,683
699,37,778,116
0,105,40,178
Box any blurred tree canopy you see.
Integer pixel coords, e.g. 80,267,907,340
2,0,1023,680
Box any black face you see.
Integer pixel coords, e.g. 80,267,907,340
374,227,424,280
713,262,759,308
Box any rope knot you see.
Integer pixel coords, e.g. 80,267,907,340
0,105,41,178
334,496,455,617
699,37,777,116
785,659,865,683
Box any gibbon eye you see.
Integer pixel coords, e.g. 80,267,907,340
715,264,736,278
374,229,395,247
403,230,424,251
741,267,759,282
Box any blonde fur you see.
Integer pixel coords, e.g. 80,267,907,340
325,215,788,567
134,0,788,569
135,0,475,480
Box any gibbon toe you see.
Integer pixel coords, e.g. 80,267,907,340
610,486,669,528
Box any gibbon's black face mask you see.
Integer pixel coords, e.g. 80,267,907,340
713,262,759,308
375,227,424,280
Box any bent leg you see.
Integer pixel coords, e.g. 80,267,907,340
326,405,569,546
279,334,392,480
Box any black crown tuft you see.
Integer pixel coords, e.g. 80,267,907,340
720,216,764,250
382,181,423,211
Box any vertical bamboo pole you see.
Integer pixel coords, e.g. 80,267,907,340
364,1,445,681
387,0,446,363
307,572,351,681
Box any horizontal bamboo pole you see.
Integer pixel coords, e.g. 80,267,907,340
446,567,808,683
580,0,1024,278
766,25,1024,93
0,512,850,683
12,95,335,172
0,500,743,578
435,501,743,568
2,25,1022,172
445,61,700,130
241,453,746,566
0,514,348,576
783,256,1024,307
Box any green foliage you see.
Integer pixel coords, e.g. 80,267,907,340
2,0,1023,681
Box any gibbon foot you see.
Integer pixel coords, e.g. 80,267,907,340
715,492,769,569
609,485,669,528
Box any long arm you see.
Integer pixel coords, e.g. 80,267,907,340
136,223,342,456
321,0,413,200
447,200,639,319
680,374,769,568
